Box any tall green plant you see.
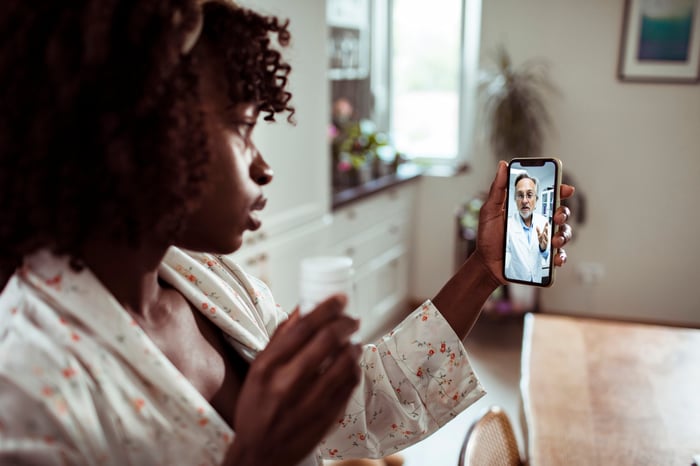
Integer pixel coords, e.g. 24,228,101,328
480,45,558,159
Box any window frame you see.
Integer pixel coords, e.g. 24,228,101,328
370,0,482,168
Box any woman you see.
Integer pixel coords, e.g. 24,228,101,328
0,1,574,465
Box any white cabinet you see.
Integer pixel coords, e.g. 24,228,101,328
327,183,418,340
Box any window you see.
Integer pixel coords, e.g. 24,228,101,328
374,0,482,164
327,0,481,170
391,0,461,159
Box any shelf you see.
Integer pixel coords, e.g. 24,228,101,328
327,0,369,29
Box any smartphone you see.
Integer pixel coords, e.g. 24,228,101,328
503,157,562,287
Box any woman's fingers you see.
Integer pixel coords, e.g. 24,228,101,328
232,297,363,464
552,222,573,248
306,342,362,406
282,313,360,393
552,213,572,267
248,293,360,404
554,248,567,267
560,184,575,200
262,294,347,363
294,342,362,438
233,341,360,466
553,206,571,225
552,205,572,254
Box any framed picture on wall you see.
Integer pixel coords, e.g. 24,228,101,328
618,0,700,83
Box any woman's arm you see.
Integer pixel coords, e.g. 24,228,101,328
433,161,574,340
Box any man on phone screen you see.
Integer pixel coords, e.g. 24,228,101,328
505,173,550,283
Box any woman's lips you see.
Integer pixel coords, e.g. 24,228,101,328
247,196,267,231
248,212,262,231
252,197,267,211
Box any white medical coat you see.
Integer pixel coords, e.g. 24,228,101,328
504,212,550,284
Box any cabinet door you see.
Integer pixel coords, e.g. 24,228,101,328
328,215,410,340
354,246,409,341
327,184,418,340
265,220,332,312
238,0,331,238
330,185,417,244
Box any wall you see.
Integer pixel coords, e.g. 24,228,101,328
412,0,700,326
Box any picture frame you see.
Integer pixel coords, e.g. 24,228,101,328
618,0,700,83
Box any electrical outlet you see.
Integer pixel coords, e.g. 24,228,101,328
576,262,605,285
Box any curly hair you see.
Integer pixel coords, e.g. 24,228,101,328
0,0,294,280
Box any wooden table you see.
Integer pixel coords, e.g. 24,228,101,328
520,313,700,466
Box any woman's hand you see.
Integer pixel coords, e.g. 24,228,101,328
475,161,575,283
225,295,361,466
433,161,575,339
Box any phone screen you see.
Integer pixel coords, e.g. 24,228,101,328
503,158,561,287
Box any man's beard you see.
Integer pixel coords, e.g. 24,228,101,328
519,209,532,220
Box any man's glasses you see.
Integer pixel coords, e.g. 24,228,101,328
516,192,536,201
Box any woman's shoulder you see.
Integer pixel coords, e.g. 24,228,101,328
0,273,77,378
163,246,287,335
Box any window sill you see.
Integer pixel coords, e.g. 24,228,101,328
330,161,471,210
331,163,425,210
418,160,471,178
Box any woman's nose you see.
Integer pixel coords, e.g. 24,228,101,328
251,151,274,186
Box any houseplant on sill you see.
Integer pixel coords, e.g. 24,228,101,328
331,118,399,190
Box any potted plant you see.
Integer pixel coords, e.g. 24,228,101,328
479,45,586,224
479,45,558,160
331,119,398,189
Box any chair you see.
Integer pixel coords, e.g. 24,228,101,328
458,405,524,466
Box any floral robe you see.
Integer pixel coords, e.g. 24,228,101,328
0,247,485,465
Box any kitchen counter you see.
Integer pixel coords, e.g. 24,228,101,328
331,163,424,210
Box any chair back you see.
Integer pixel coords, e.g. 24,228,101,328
458,405,523,466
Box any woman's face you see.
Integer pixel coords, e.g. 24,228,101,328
177,46,273,254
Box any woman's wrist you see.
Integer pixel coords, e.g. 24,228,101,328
432,252,502,339
471,249,504,289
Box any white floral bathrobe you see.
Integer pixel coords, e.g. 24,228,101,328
0,247,485,465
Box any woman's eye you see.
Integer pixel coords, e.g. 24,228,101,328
241,123,255,138
229,122,255,138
